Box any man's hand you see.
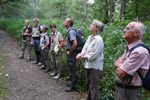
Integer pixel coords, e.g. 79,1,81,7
30,41,33,45
76,53,82,60
114,57,124,69
66,51,70,55
116,68,127,78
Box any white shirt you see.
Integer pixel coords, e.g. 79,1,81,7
81,34,104,71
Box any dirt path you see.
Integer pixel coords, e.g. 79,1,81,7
0,30,81,100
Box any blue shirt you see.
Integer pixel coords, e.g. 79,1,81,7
66,27,77,51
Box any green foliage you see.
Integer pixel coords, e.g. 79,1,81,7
0,18,23,41
28,0,67,19
0,0,25,18
125,0,150,21
1,0,150,23
98,23,125,100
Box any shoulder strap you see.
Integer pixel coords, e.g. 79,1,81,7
68,28,76,33
128,43,150,81
76,29,84,36
67,28,76,42
128,43,150,57
43,34,49,40
28,25,32,33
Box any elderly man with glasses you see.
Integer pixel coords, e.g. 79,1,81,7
114,22,149,100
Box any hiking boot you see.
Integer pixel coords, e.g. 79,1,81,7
53,74,61,80
50,72,57,76
18,55,24,59
65,86,75,92
32,61,38,64
40,65,46,70
43,69,50,73
37,62,42,66
26,57,31,62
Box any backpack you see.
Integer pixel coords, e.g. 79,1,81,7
68,29,86,53
128,43,150,91
43,34,51,49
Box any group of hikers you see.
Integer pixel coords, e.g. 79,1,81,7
18,17,149,100
19,18,64,80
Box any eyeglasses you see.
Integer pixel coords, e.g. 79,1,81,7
125,27,132,30
124,26,137,31
91,23,97,28
124,27,140,34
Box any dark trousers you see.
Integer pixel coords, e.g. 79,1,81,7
51,51,62,74
20,39,32,58
115,85,141,100
67,52,77,88
33,39,41,63
85,69,100,100
41,48,51,70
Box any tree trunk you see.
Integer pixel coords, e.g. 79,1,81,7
120,0,126,21
104,0,109,23
0,3,2,17
83,0,87,21
135,0,138,18
110,0,116,22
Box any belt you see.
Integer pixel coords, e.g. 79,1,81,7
116,81,141,89
66,49,70,51
33,37,40,40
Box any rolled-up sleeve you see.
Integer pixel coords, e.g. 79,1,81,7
69,30,76,41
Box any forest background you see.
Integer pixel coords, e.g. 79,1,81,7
0,0,150,100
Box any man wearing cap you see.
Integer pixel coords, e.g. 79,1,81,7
114,22,149,100
31,18,42,66
76,19,104,100
18,19,32,60
64,18,78,92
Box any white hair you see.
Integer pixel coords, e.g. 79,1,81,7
93,19,104,33
33,18,40,22
134,22,145,38
25,19,29,22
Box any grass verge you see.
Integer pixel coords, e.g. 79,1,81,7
0,50,8,99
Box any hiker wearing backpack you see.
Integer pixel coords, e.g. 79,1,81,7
49,24,63,79
31,18,42,66
64,18,78,92
76,19,104,100
114,22,150,100
18,19,32,61
39,25,51,72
